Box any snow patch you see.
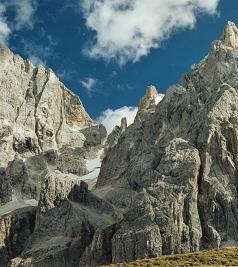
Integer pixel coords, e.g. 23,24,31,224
80,168,101,181
155,94,164,105
80,149,104,182
85,150,103,173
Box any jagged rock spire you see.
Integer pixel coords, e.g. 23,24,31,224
120,117,127,133
138,85,158,111
221,21,238,49
146,85,158,99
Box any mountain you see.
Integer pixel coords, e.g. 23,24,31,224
0,43,106,266
1,21,238,266
95,21,238,262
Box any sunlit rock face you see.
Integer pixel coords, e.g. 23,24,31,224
0,43,107,205
221,21,238,49
0,43,107,265
95,21,238,262
2,21,238,267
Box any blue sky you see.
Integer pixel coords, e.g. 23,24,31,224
0,0,237,130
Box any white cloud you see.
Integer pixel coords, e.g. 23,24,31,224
0,0,37,44
22,39,48,67
9,0,37,30
97,106,138,134
97,93,164,133
82,0,220,64
56,68,76,82
0,4,11,43
80,77,98,94
21,39,53,67
28,55,46,67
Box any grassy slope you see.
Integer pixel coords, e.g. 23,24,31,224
102,248,238,266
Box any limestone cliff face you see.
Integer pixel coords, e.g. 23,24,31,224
0,43,107,265
2,21,238,267
94,21,238,262
0,44,106,205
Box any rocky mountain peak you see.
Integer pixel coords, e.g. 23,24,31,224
120,117,127,133
0,44,106,204
221,21,238,49
146,85,158,99
95,20,238,264
1,21,238,267
138,85,158,111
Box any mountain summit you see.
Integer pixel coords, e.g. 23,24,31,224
221,21,238,49
1,21,238,266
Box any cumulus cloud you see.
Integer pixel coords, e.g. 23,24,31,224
0,0,37,44
28,55,46,67
80,77,98,95
82,0,220,64
97,106,138,134
97,93,164,133
0,4,11,43
8,0,37,30
21,38,55,67
0,1,53,67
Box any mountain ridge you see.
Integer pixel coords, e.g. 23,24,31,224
0,21,238,266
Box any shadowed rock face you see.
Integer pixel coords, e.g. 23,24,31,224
0,205,36,266
1,21,238,267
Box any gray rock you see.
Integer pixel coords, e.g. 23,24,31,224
0,42,106,266
0,202,36,265
4,21,238,266
104,117,128,151
0,43,106,205
94,21,238,262
10,172,118,267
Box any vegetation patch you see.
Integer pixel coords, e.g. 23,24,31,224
102,248,238,266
